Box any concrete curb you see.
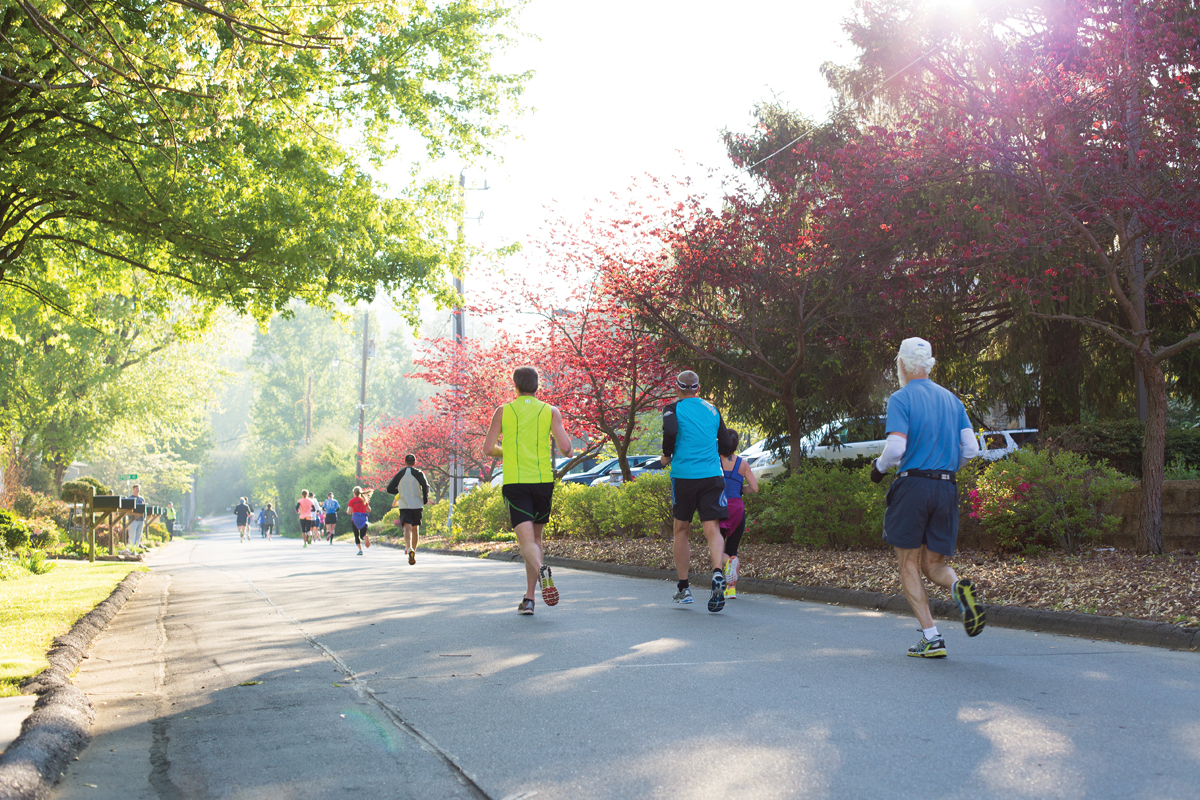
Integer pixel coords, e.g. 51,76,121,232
0,570,144,800
423,547,1200,652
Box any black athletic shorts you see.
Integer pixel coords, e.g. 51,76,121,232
883,475,959,556
399,508,423,526
671,476,728,523
300,519,314,532
502,482,554,528
324,512,337,524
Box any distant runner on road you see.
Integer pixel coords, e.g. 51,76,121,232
260,503,277,541
387,454,429,565
662,370,734,612
296,490,318,548
482,366,574,615
322,492,340,545
348,487,373,555
871,337,984,658
235,497,253,543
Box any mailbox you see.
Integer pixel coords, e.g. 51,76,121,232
93,495,121,509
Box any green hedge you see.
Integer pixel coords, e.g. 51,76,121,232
1047,419,1200,477
426,464,890,549
743,462,886,548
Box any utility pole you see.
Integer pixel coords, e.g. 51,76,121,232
305,373,313,443
447,171,487,530
356,310,370,484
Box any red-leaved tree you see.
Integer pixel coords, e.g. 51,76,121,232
829,0,1200,552
494,204,678,479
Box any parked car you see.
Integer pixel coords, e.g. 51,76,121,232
572,455,659,486
591,457,667,486
749,416,890,481
491,455,593,487
977,428,1039,461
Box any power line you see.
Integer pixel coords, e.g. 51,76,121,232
746,0,1006,171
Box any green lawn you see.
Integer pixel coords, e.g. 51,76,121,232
0,561,145,697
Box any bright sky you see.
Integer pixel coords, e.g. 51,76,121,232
376,0,861,336
461,0,858,252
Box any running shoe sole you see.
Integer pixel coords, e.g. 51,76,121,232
954,578,986,637
408,550,416,565
708,571,726,612
540,565,559,606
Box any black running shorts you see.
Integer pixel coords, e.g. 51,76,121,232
671,476,729,523
324,512,337,525
300,519,314,532
399,508,423,526
883,475,959,556
502,482,554,528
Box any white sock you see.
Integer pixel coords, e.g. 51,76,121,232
923,626,941,641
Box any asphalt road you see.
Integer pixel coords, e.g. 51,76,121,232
54,516,1200,800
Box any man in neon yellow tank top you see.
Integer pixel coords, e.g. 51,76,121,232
482,366,575,615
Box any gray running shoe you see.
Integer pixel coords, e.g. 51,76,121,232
518,598,535,615
907,634,947,658
672,587,694,604
708,569,726,612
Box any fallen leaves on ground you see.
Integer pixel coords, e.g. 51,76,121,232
404,534,1200,629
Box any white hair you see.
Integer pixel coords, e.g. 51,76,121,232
896,338,935,387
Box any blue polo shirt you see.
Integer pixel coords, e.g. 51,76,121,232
885,379,972,473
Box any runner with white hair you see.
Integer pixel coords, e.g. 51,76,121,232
871,337,985,657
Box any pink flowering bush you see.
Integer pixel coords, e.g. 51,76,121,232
971,448,1133,553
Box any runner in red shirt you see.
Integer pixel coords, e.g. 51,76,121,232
347,487,373,555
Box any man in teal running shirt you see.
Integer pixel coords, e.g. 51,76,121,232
662,370,734,613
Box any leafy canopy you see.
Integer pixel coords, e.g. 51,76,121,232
1,0,529,322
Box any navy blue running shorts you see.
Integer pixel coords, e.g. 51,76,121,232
671,476,729,523
502,482,554,528
883,475,959,555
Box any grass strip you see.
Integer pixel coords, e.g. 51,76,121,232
0,561,146,697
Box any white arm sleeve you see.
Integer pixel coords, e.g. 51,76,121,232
874,434,907,472
959,428,980,468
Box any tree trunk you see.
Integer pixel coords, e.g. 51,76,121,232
1136,354,1166,554
614,438,633,481
1038,319,1081,428
783,394,804,472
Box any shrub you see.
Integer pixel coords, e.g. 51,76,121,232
18,549,56,575
448,485,509,540
0,510,33,552
546,482,614,538
420,501,449,539
9,489,71,529
1047,419,1200,478
27,517,62,549
61,480,96,503
1165,453,1200,481
743,463,886,548
614,473,672,537
968,447,1133,553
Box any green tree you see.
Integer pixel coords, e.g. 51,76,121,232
0,284,218,490
1,1,528,322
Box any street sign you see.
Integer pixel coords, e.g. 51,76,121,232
120,474,138,480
